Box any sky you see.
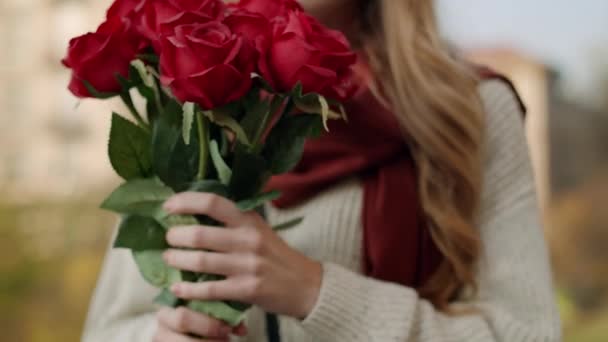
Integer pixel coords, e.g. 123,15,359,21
436,0,608,93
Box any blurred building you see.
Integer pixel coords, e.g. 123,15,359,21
0,0,120,201
468,47,608,198
467,48,551,211
549,86,608,194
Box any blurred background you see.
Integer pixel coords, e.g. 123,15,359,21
1,0,607,341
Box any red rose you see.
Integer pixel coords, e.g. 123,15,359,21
232,0,302,20
62,19,145,97
97,0,143,38
224,9,272,53
159,22,256,109
106,0,141,23
260,11,357,100
136,0,226,51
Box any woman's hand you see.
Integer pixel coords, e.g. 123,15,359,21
161,191,323,320
154,307,247,342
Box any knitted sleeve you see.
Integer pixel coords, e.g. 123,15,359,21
297,80,562,342
81,229,158,342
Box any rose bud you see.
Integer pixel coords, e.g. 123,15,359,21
260,11,357,100
159,21,257,109
62,17,145,98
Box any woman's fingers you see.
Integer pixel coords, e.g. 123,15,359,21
154,326,207,342
171,277,260,303
156,307,233,339
233,323,248,336
166,225,252,252
163,192,245,226
163,250,252,275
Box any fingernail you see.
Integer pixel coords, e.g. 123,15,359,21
170,283,181,294
163,199,176,212
162,251,170,262
165,229,174,242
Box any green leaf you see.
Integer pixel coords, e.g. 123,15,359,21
100,178,200,229
108,113,152,180
292,83,303,97
187,300,247,327
252,74,275,92
152,99,200,192
154,288,181,307
326,98,348,121
159,214,198,229
138,84,156,104
182,102,195,145
100,178,173,218
187,180,230,197
131,59,155,89
144,92,160,125
128,59,161,124
291,84,344,129
209,140,232,185
229,143,269,200
240,97,272,145
82,80,118,99
272,217,304,231
203,110,250,146
133,250,182,287
293,92,340,130
263,114,323,174
236,191,281,211
116,74,135,94
114,215,168,251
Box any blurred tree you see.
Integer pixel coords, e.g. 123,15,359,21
550,170,608,312
0,197,115,342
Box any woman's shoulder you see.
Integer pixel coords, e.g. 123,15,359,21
477,79,527,145
476,78,537,205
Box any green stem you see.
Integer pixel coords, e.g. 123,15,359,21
196,112,210,180
280,97,295,122
120,92,149,132
252,96,288,147
152,78,164,116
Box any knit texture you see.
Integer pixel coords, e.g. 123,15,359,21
81,80,561,342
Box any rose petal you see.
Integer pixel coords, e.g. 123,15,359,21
269,32,316,91
171,64,252,109
67,75,91,98
159,37,204,78
290,64,336,95
63,33,110,67
224,9,271,46
106,0,140,20
321,68,358,101
283,11,313,38
318,51,357,71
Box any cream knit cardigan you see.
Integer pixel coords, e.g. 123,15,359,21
81,80,562,342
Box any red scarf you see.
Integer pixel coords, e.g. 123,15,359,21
267,67,525,289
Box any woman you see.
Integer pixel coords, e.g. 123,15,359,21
82,0,561,341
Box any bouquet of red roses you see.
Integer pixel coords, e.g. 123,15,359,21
62,0,356,326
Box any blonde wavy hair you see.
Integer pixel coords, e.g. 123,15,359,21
356,0,486,311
